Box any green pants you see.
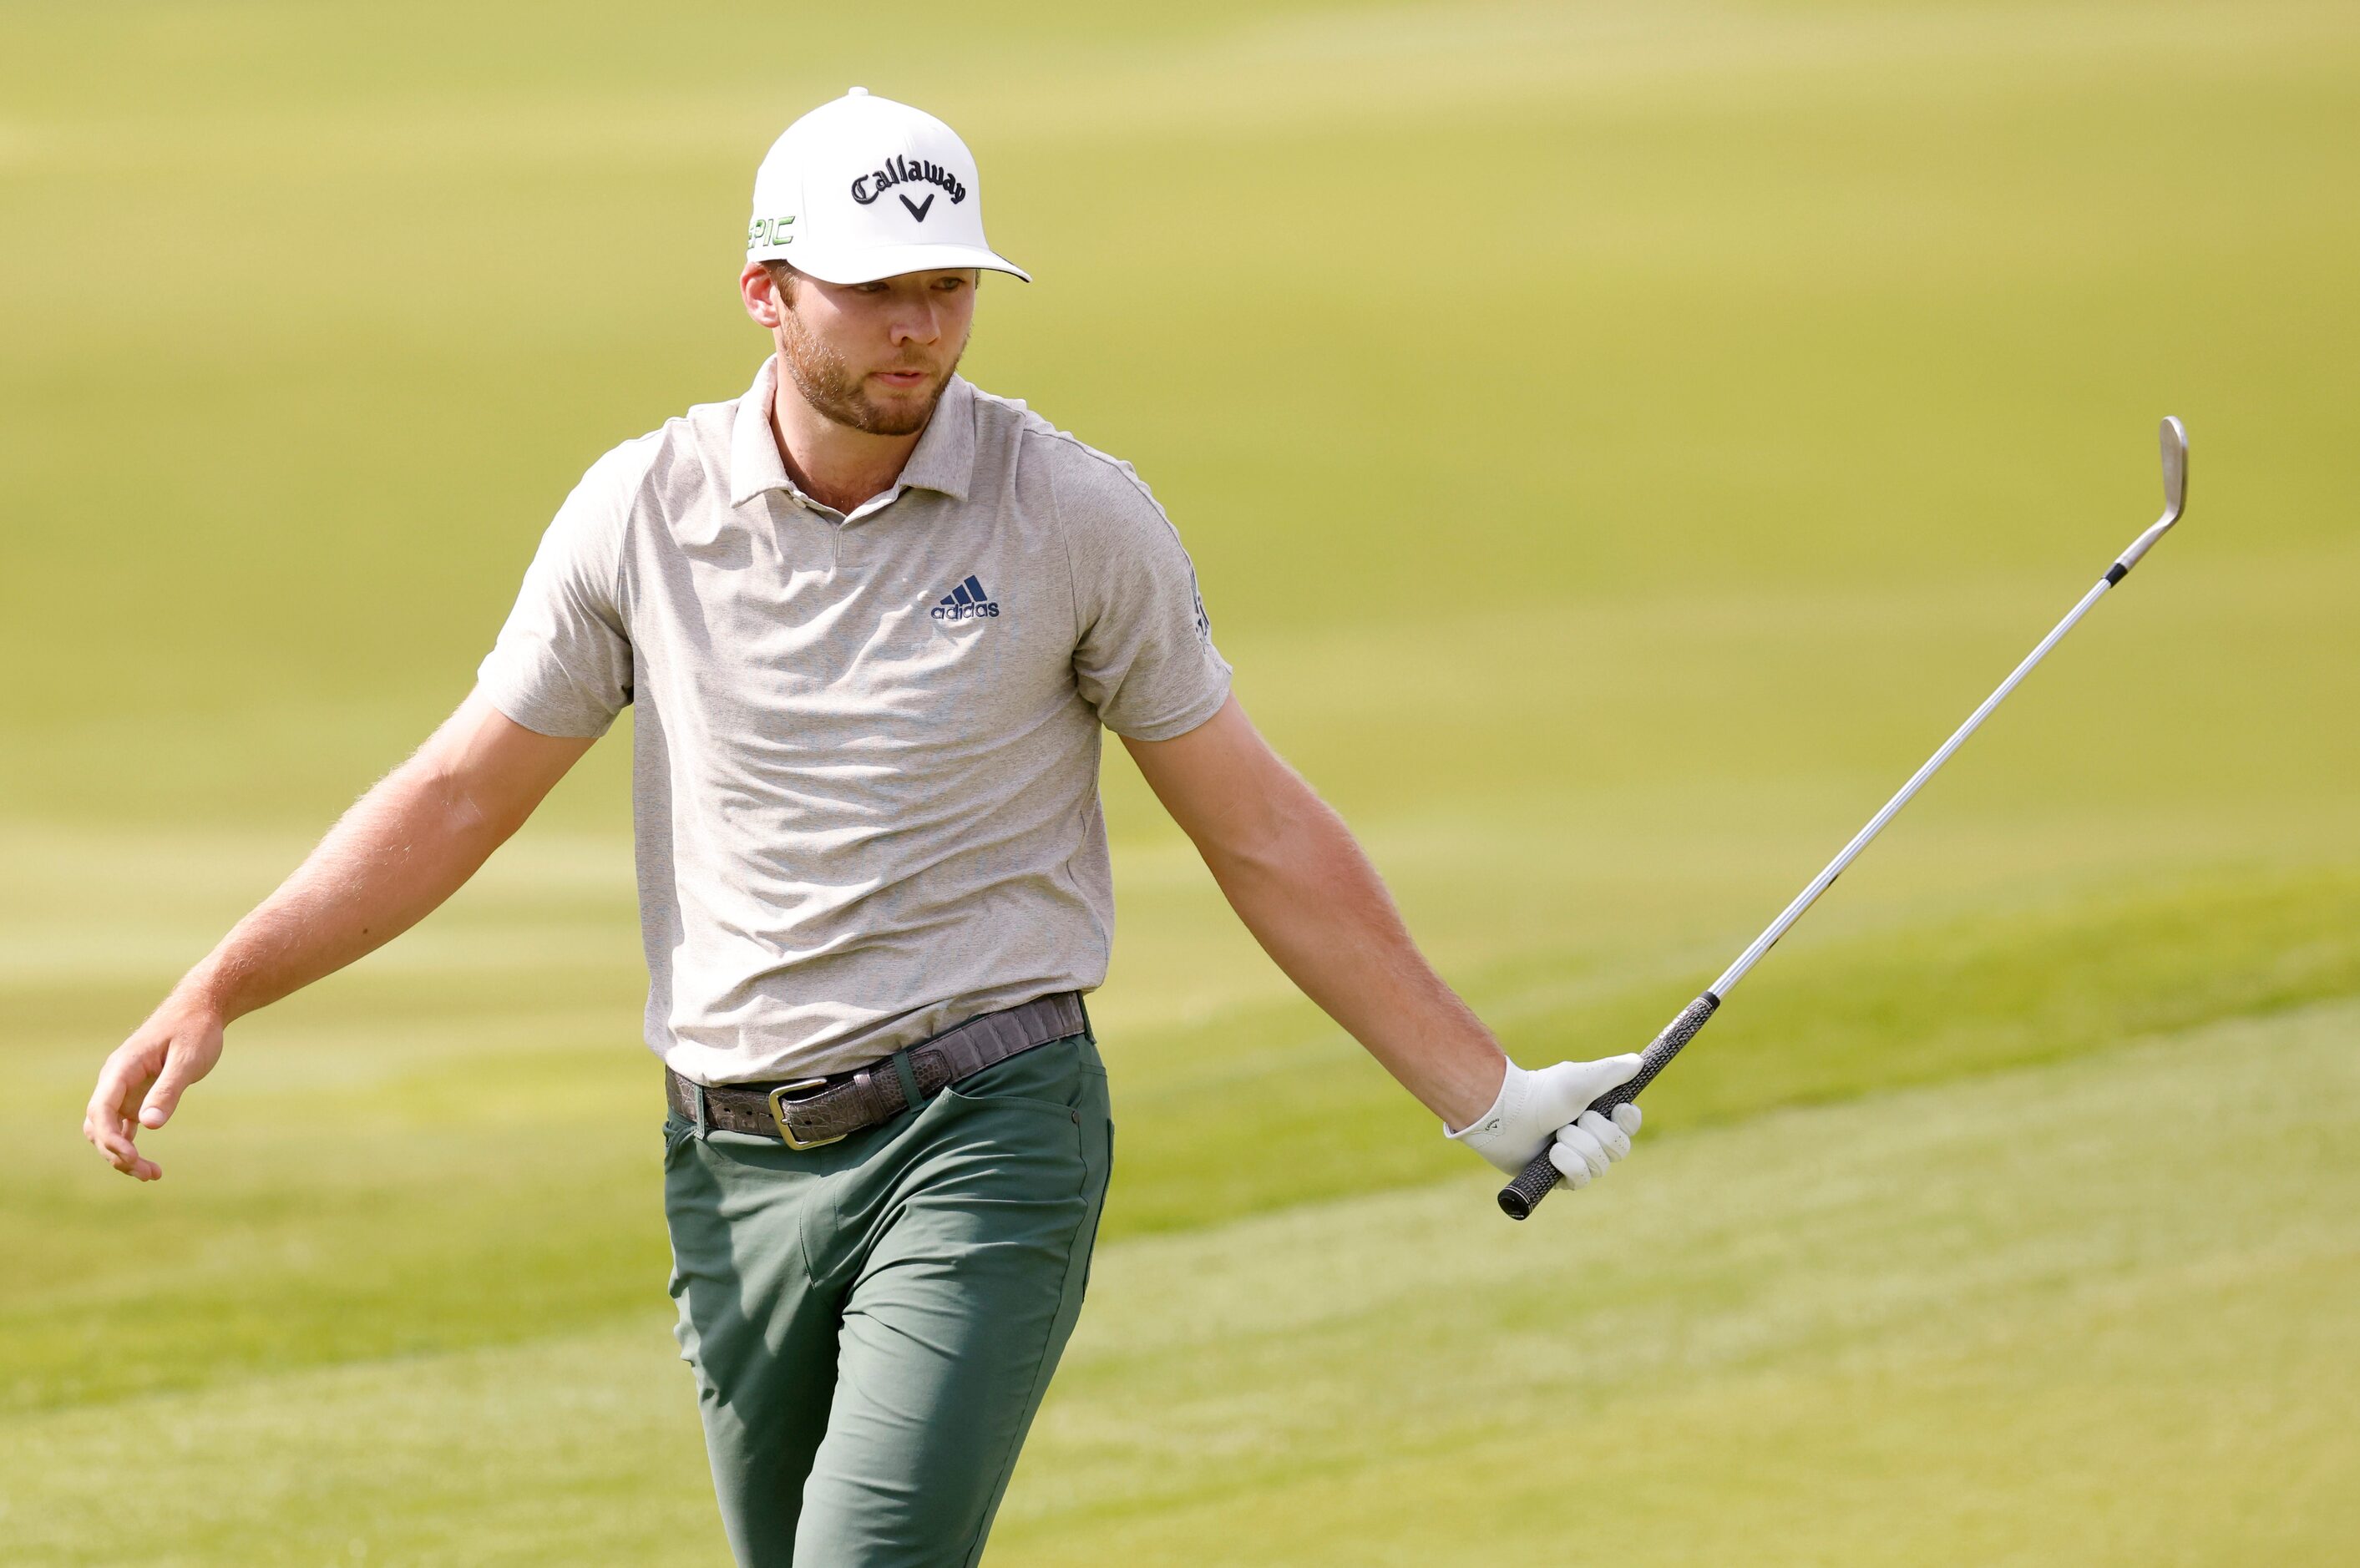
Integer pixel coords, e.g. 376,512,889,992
662,1031,1112,1567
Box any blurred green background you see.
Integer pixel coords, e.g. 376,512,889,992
4,2,2356,1562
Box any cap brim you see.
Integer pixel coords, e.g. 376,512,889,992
762,242,1030,285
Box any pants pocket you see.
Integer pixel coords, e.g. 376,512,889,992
941,1031,1094,1115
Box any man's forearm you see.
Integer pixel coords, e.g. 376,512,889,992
182,755,514,1023
1193,788,1507,1129
85,692,590,1181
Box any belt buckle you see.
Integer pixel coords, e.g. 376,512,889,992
767,1079,845,1150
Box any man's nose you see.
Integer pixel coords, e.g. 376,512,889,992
889,302,943,346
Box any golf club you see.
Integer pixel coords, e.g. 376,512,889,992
1501,417,2191,1220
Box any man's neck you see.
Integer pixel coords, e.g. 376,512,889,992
770,374,925,515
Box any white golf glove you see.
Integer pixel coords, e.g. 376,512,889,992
1446,1055,1646,1188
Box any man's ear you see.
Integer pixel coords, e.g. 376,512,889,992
740,261,786,330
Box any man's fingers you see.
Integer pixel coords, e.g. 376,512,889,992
1597,1051,1644,1093
85,1044,165,1175
85,1113,148,1176
1555,1120,1609,1179
1578,1109,1631,1162
1547,1140,1594,1187
1522,1053,1646,1134
1611,1102,1642,1137
103,1121,162,1180
84,1080,141,1156
139,1051,201,1129
86,1056,144,1125
90,1123,134,1168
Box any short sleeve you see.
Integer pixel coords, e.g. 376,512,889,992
475,439,643,739
1054,445,1232,740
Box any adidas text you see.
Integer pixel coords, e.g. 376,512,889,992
931,574,1000,622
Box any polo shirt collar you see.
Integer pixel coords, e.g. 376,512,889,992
729,356,977,509
727,357,793,508
897,374,976,503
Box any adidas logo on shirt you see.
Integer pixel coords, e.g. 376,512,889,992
930,574,1000,622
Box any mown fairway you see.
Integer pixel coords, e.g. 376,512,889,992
3,3,2356,1563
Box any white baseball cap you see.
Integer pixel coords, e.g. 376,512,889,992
745,88,1029,286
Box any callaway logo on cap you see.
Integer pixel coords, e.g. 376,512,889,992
746,88,1030,286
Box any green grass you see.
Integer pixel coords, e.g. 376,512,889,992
3,0,2357,1561
1006,1002,2360,1566
8,1004,2353,1565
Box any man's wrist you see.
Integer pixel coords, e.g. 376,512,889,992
168,959,244,1027
1445,1060,1535,1174
1441,1055,1512,1136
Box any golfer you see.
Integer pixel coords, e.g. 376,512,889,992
83,89,1644,1566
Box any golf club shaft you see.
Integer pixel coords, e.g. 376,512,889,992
1500,424,2187,1219
1713,574,2115,999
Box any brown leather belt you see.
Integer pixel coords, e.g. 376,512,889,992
666,992,1088,1148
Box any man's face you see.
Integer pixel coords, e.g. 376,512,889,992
756,268,978,437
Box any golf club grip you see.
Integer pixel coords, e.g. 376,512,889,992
1497,990,1720,1220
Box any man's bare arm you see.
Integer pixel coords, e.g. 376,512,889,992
83,688,595,1180
1122,695,1507,1130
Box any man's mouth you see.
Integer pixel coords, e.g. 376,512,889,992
871,368,931,390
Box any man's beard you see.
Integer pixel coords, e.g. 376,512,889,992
777,314,960,437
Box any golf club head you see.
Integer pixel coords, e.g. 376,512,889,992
2159,416,2188,525
2111,417,2188,577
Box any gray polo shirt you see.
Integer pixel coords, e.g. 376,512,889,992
479,357,1231,1084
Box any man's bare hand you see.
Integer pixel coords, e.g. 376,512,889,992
84,997,225,1181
